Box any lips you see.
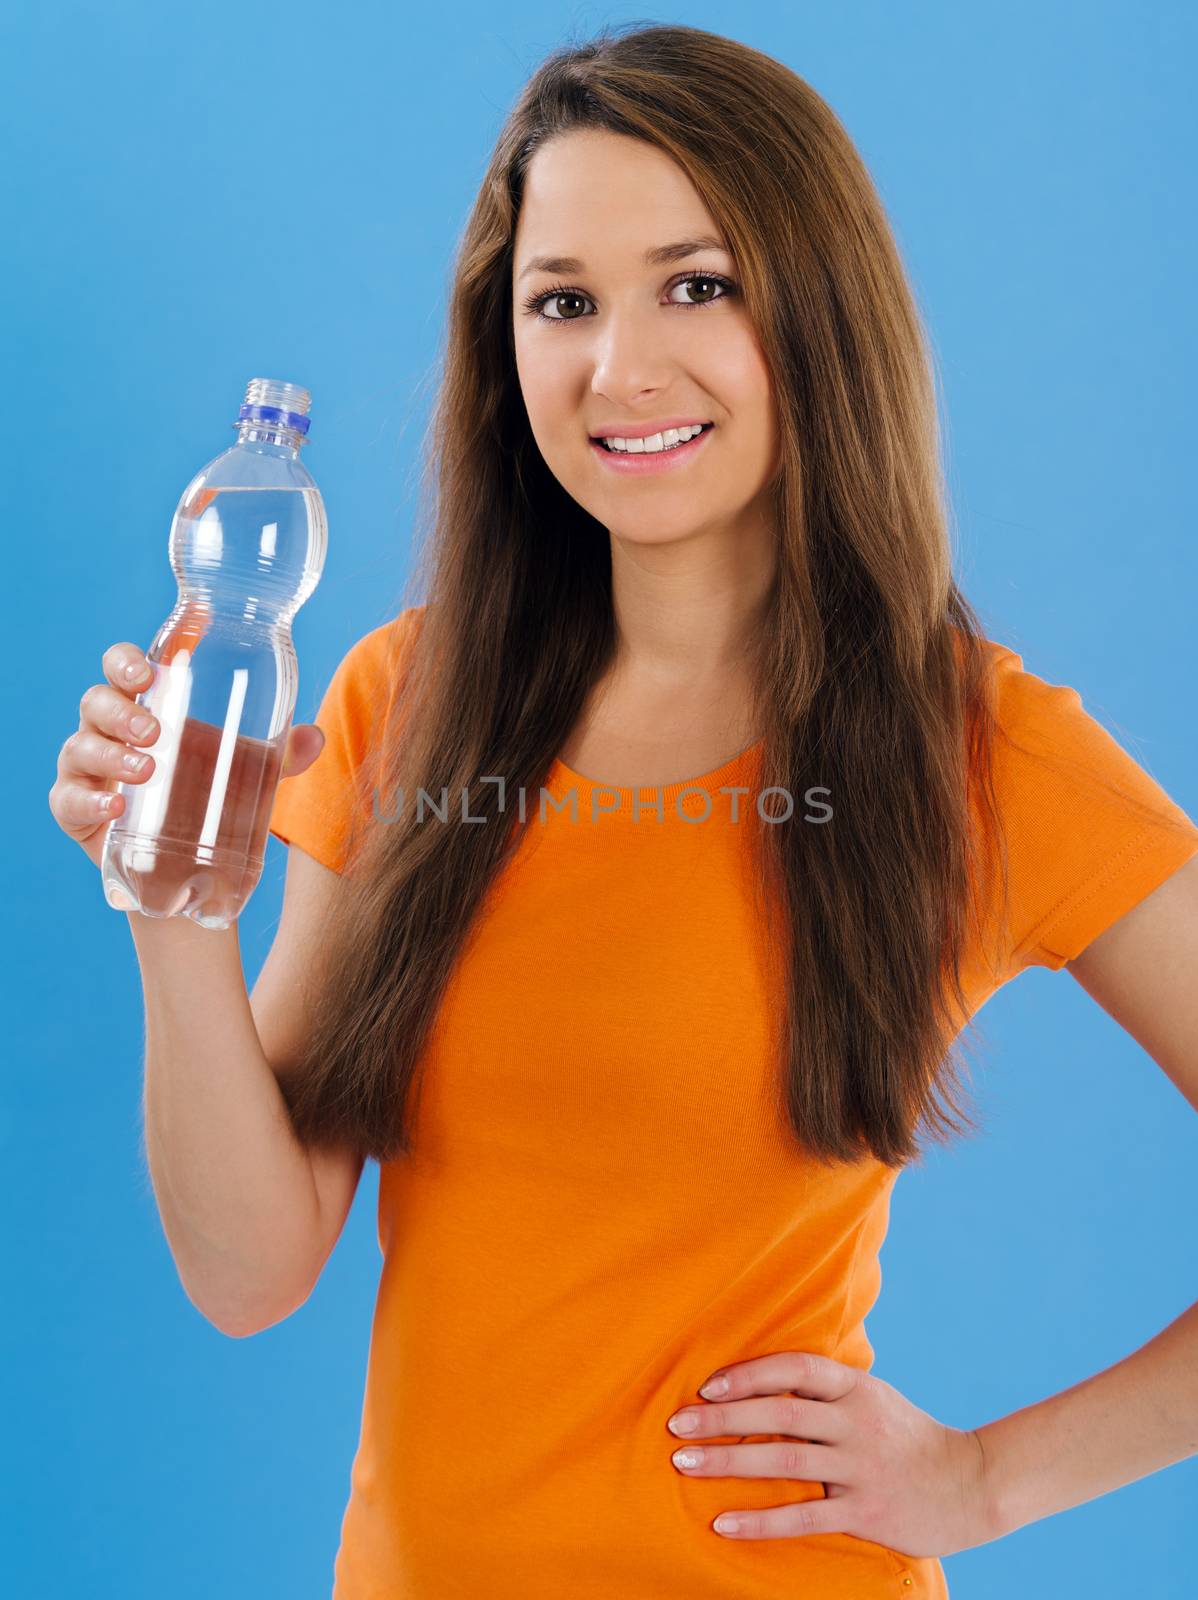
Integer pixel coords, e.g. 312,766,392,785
593,423,714,452
588,420,716,476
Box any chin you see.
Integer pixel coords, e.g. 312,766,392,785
605,513,718,545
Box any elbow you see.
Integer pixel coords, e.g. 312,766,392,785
215,1314,268,1340
190,1280,311,1340
171,1242,320,1339
210,1300,303,1339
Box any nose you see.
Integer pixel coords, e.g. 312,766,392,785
590,314,673,408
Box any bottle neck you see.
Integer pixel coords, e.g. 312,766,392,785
235,422,305,456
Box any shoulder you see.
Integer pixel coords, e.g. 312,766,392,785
344,603,426,674
966,631,1197,858
976,634,1060,716
304,605,428,770
972,634,1099,765
330,604,427,708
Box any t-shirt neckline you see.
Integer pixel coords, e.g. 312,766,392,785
545,737,765,809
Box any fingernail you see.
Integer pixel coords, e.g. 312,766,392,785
130,714,155,738
668,1412,699,1435
699,1375,729,1398
123,660,145,682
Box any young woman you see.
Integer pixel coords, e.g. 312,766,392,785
55,21,1198,1600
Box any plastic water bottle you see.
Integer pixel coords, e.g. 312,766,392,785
101,378,327,929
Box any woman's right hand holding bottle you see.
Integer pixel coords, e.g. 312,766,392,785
49,641,325,873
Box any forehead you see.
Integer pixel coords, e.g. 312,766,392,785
513,129,725,266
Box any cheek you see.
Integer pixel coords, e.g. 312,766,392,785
731,343,778,469
514,339,576,442
703,328,773,419
696,344,776,480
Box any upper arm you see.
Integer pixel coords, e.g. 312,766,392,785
1066,852,1198,1113
250,841,366,1295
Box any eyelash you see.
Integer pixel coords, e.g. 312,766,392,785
521,270,738,325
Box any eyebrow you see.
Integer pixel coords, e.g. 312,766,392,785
515,234,730,283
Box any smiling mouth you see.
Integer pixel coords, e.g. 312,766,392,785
594,423,715,453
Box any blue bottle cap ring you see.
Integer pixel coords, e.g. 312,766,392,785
238,403,311,436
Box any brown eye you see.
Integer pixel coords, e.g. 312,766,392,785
668,274,733,307
529,289,594,322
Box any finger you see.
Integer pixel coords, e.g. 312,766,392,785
670,1392,847,1444
671,1437,846,1484
78,681,161,747
281,723,324,779
700,1351,860,1405
58,726,155,786
709,1493,853,1542
101,643,154,693
49,772,126,831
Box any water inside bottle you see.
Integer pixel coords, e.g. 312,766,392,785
103,716,286,925
102,475,325,928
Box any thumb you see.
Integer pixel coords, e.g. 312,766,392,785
281,722,325,780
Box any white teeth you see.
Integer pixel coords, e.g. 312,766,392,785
603,424,707,454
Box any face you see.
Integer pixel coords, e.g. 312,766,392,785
511,128,780,550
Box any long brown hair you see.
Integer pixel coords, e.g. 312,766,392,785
278,21,1012,1171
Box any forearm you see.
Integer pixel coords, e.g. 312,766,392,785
975,1295,1198,1539
129,910,322,1334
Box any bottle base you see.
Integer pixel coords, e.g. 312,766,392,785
102,832,264,930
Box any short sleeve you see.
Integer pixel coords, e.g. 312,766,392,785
985,642,1198,975
267,606,424,875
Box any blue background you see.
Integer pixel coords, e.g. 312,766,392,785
4,2,1196,1595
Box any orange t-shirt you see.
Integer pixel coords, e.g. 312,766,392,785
267,608,1198,1599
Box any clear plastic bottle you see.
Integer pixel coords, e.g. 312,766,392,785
101,377,327,929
